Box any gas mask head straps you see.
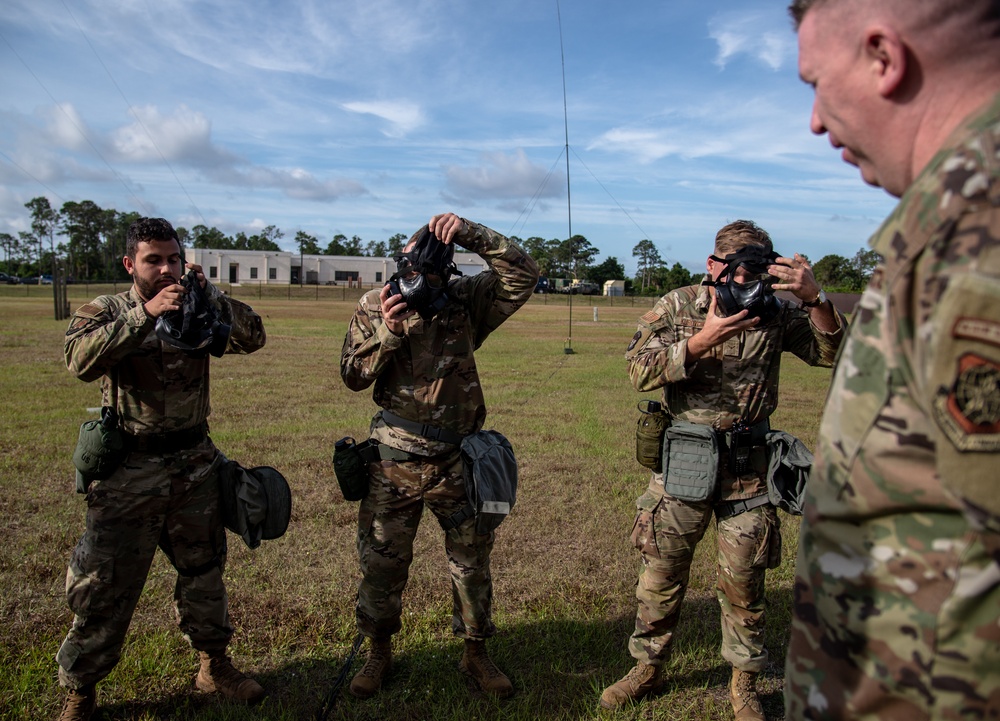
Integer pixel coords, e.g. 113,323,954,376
390,226,462,320
711,245,781,323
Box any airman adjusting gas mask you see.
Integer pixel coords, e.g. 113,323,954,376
388,226,462,320
154,269,232,357
711,245,781,323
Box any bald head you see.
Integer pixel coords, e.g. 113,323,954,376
790,0,1000,30
791,0,1000,196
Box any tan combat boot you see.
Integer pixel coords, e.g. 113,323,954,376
599,662,663,709
349,637,392,699
57,686,96,721
459,640,513,698
195,651,266,704
730,668,765,721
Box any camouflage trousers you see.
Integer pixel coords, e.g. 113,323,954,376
355,450,496,640
57,443,231,690
627,488,781,672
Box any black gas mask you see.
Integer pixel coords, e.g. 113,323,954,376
711,246,781,324
154,269,231,357
388,226,462,320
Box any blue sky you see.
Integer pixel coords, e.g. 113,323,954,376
0,0,896,275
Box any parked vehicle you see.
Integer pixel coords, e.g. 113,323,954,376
40,274,53,285
0,272,19,284
561,280,600,295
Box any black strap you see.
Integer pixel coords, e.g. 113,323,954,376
721,418,770,446
715,493,772,520
124,423,209,453
356,441,416,464
439,504,475,532
381,410,464,445
315,632,364,721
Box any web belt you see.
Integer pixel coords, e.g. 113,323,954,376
380,410,465,446
715,493,772,520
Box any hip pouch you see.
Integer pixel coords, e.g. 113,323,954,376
635,399,669,472
662,421,719,502
764,430,813,515
444,430,518,535
332,437,373,502
72,407,127,493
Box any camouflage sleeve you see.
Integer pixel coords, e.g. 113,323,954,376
926,212,1000,526
625,294,689,393
453,220,539,344
64,294,153,383
340,290,405,392
780,302,847,367
203,282,266,354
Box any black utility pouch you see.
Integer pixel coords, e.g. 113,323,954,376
728,424,754,475
635,399,669,472
333,437,371,502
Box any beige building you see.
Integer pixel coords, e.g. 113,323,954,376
189,248,488,286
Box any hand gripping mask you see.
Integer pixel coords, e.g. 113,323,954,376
389,226,462,320
154,269,232,357
711,245,781,323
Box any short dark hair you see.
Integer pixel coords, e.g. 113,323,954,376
788,0,823,28
715,220,773,257
126,217,180,260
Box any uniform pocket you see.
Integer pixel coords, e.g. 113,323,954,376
630,509,660,559
65,539,115,617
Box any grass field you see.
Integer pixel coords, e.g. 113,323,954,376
0,289,835,720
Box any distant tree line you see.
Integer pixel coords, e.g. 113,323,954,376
1,197,876,293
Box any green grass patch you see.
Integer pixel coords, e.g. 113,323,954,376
0,295,830,720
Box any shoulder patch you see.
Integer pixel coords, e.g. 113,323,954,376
640,310,659,324
77,303,104,317
935,352,1000,449
954,317,1000,349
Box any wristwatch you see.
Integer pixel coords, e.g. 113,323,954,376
802,289,826,308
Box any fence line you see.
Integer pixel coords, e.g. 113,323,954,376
0,282,661,309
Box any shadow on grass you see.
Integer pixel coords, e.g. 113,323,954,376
54,587,792,721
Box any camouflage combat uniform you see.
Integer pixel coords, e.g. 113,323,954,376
57,284,265,690
785,94,1000,721
340,220,538,640
623,283,844,670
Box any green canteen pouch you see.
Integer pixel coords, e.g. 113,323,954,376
662,421,719,502
635,399,669,472
72,407,127,493
333,437,371,502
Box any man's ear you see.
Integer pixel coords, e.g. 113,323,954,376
123,256,134,276
865,25,907,97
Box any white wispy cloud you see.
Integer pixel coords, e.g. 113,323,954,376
708,10,795,71
342,101,426,137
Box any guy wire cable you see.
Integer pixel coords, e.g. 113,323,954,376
315,632,364,721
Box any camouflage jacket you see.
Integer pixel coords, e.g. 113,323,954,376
65,283,266,436
787,93,1000,718
340,220,539,457
626,283,845,499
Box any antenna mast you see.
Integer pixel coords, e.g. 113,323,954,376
556,0,575,354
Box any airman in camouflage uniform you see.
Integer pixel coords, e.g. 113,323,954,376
786,2,1000,719
600,221,845,718
340,213,538,699
55,218,267,721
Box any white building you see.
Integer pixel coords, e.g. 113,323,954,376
188,248,489,286
604,279,626,296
